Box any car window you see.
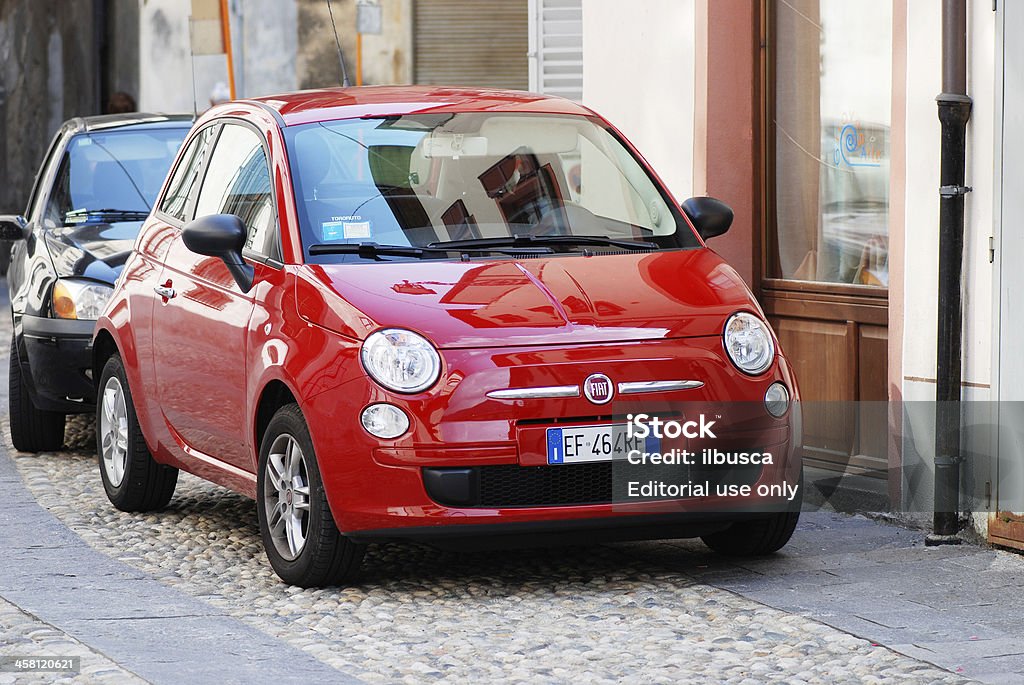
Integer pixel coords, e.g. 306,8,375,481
194,123,279,260
27,131,64,219
160,126,217,223
42,128,188,228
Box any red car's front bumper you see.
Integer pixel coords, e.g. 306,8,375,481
303,336,802,540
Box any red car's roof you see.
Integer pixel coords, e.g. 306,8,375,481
243,85,595,127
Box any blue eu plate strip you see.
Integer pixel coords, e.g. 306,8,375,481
547,428,564,464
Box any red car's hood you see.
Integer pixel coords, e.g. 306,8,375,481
295,248,760,348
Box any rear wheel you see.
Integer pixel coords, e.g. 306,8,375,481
257,404,363,587
9,334,65,452
96,354,178,511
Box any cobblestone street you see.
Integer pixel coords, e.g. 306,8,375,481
2,422,970,685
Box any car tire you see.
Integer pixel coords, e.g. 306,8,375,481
9,335,66,453
701,473,802,557
96,354,178,511
257,403,363,587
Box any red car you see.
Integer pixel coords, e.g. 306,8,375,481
93,86,802,586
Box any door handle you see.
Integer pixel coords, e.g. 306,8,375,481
154,284,176,300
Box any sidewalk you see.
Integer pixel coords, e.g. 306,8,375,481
0,427,363,685
651,515,1024,683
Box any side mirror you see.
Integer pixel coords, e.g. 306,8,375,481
681,197,733,241
181,214,254,293
0,215,27,241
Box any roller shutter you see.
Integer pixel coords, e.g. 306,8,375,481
413,0,529,89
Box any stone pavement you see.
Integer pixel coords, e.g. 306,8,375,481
0,279,1022,683
0,417,360,685
648,517,1024,683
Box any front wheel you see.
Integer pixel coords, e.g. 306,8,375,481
96,354,178,511
257,404,363,587
701,473,802,556
9,335,66,453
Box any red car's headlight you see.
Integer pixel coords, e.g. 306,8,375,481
360,328,441,393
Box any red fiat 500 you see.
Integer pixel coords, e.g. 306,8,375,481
93,87,802,586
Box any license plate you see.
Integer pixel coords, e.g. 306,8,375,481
546,424,660,465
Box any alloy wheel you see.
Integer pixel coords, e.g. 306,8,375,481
263,433,311,561
100,375,129,487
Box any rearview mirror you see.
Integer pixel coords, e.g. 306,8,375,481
181,214,254,293
681,197,733,241
0,215,27,241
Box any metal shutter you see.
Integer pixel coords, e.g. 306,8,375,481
413,0,529,89
528,0,583,100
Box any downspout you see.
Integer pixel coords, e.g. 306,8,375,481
927,0,972,546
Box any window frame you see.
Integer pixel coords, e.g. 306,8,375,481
157,118,283,268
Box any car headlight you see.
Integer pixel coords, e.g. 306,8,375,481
360,328,441,393
723,312,775,375
52,279,114,320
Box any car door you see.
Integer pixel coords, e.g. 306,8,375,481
152,121,279,472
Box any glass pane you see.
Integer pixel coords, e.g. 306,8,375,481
195,124,275,257
43,128,187,228
160,126,216,222
773,0,892,286
285,113,697,264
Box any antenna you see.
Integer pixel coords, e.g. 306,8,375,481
188,15,200,117
326,0,351,87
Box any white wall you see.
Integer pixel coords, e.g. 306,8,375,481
581,0,695,203
139,0,297,113
139,0,195,112
901,2,995,402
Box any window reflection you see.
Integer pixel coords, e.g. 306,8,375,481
773,0,892,287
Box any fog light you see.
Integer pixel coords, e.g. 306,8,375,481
764,382,790,418
360,403,410,439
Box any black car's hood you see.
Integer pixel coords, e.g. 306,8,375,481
43,221,143,282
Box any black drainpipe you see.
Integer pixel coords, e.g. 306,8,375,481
927,0,972,546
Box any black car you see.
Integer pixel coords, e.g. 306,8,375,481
0,113,191,452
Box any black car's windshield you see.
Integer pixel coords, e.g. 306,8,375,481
285,113,698,263
43,128,187,228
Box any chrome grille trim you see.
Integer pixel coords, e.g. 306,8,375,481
486,386,581,400
617,380,704,394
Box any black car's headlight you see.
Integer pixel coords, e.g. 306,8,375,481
52,279,114,320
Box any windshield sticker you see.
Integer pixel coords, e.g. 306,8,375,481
321,216,371,241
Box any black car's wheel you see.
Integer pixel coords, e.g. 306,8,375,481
9,335,65,452
701,473,802,557
257,404,363,587
96,354,178,511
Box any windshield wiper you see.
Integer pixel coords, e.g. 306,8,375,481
308,242,555,259
65,208,150,223
428,234,659,251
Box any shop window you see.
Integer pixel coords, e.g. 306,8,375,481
771,0,892,287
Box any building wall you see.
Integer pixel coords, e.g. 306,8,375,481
138,0,195,112
0,0,101,214
233,0,299,98
581,0,695,204
296,0,412,90
140,0,300,113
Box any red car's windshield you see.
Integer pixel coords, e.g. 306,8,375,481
284,113,697,263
